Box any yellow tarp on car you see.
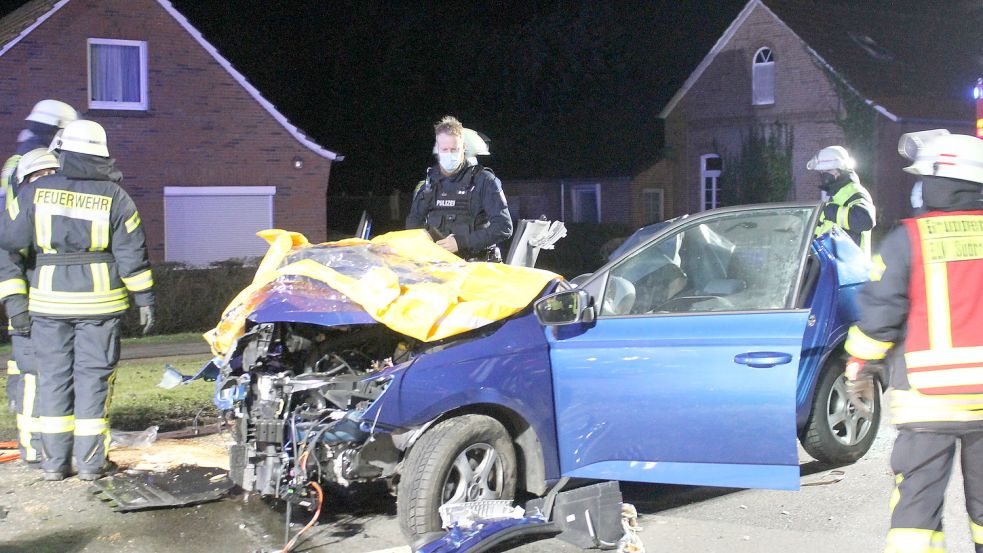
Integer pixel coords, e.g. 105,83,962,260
205,229,561,356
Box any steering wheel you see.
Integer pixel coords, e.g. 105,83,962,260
650,294,735,314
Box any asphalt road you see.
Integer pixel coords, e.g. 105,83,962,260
1,418,978,553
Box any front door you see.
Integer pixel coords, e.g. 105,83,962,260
549,204,820,490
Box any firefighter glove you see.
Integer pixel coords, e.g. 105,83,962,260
9,312,30,336
139,305,155,335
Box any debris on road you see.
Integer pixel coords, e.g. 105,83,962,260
91,466,233,512
111,433,230,473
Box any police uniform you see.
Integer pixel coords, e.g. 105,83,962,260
406,164,512,261
0,151,153,477
815,173,875,257
846,191,983,552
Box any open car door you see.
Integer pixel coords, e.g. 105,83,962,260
547,204,821,490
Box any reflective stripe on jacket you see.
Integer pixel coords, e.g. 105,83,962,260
901,212,983,395
815,179,875,258
0,154,153,318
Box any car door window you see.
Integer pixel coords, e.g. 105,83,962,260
600,207,813,315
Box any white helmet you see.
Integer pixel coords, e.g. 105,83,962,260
806,145,856,172
25,99,77,128
15,148,59,184
51,120,109,157
901,132,983,185
432,127,490,157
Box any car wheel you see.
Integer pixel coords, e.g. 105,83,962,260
800,355,880,464
397,414,517,539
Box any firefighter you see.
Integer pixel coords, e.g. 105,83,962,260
1,149,61,464
1,100,76,417
0,120,155,481
406,116,512,261
807,145,876,257
844,131,983,553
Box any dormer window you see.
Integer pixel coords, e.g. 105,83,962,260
752,47,775,105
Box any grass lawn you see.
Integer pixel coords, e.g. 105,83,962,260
0,357,217,441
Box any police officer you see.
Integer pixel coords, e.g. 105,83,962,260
0,149,60,464
406,116,512,261
0,120,155,481
844,131,983,553
1,101,76,418
807,145,876,257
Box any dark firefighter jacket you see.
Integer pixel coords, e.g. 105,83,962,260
0,152,153,318
406,164,512,257
845,179,983,431
0,126,57,319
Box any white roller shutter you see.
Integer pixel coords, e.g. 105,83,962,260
164,186,275,265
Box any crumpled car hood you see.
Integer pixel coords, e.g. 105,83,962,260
205,229,560,355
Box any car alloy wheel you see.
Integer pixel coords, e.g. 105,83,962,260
825,373,875,447
440,443,505,504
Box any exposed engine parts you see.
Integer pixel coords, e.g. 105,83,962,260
221,322,414,506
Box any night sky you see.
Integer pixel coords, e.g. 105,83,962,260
0,0,750,193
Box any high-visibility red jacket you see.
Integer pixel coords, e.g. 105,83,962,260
845,209,983,429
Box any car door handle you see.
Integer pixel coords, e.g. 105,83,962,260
733,351,793,368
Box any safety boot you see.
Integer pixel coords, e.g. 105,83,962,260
78,460,118,481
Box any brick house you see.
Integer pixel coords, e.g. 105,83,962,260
0,0,340,265
640,0,979,236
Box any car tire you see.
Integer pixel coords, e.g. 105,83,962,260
800,355,880,465
397,414,517,539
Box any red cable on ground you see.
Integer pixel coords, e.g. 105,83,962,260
0,442,19,463
278,481,324,553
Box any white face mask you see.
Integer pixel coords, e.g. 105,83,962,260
438,151,463,173
911,181,923,210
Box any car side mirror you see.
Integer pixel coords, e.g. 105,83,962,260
534,289,595,326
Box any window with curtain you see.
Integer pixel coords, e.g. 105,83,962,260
752,47,775,105
88,38,148,110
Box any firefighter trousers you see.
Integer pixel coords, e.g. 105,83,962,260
9,334,41,463
887,429,983,553
33,316,121,474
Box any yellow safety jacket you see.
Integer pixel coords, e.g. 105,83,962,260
815,179,875,258
0,154,153,318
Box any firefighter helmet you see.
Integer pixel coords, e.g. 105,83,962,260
15,148,59,184
25,99,77,128
432,128,490,157
901,132,983,186
806,146,856,172
52,120,109,157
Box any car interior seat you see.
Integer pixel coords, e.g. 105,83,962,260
602,276,636,315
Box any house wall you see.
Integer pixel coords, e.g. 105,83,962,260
0,0,333,260
655,2,848,218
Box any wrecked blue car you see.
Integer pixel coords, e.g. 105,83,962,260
204,201,876,539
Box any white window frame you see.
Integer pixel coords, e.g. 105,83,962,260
87,38,149,110
642,187,664,223
700,154,722,211
752,46,775,106
163,186,275,263
570,183,601,223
